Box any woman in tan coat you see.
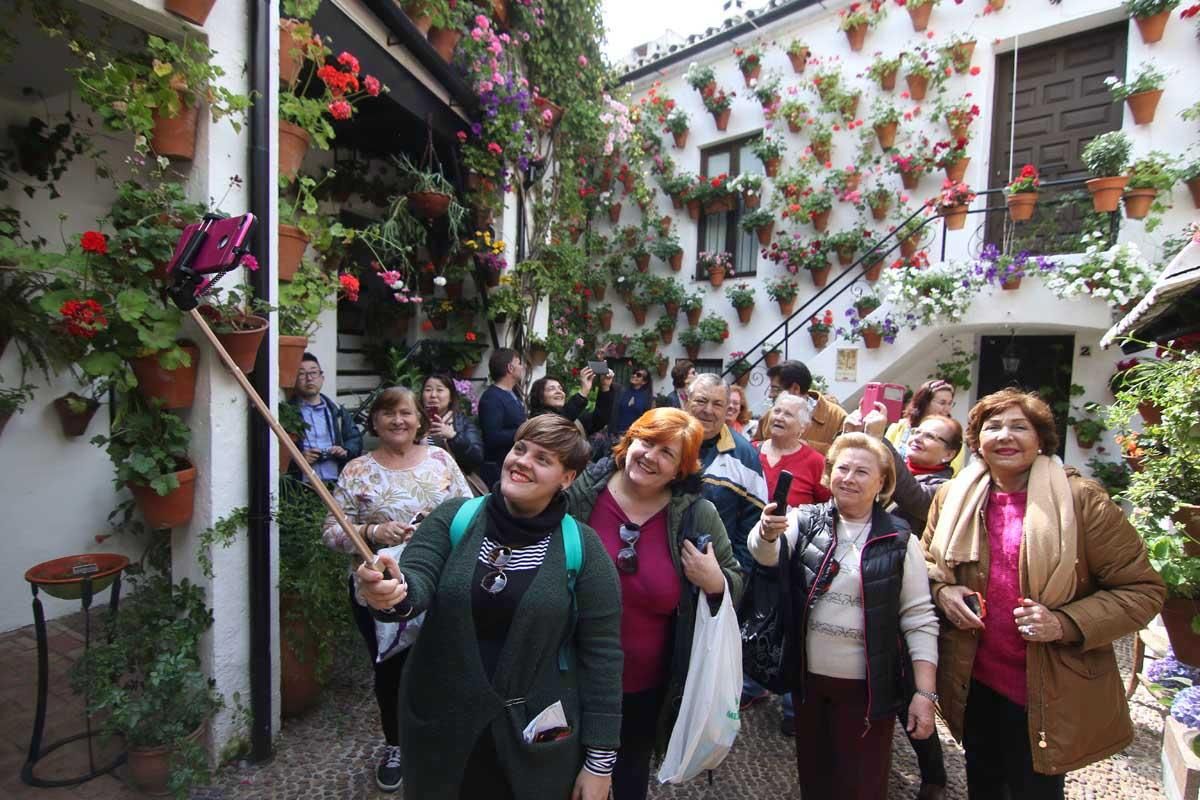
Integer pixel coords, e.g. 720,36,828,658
923,389,1164,799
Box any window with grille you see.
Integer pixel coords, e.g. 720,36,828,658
696,134,765,280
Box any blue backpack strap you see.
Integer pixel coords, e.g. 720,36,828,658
449,495,487,548
558,514,584,671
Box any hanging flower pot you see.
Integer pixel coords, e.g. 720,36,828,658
943,157,970,183
811,209,831,232
950,41,976,74
763,158,781,178
608,203,622,224
743,191,760,209
705,196,736,215
129,463,198,530
870,201,890,222
151,100,199,161
1006,192,1038,222
812,141,831,164
278,224,309,282
1161,598,1200,666
1123,188,1158,220
764,350,782,368
735,371,751,388
874,121,898,150
1126,89,1163,125
810,330,829,349
737,305,754,324
788,119,803,134
657,357,670,379
687,308,702,327
408,191,452,219
844,23,868,52
949,122,970,141
599,310,613,331
741,63,762,87
130,344,200,410
534,96,564,129
278,334,309,388
836,246,856,267
1134,10,1170,44
905,74,929,101
1085,176,1130,213
529,346,548,367
428,27,463,61
669,252,684,271
280,21,306,85
634,253,651,272
1000,275,1022,291
987,0,1006,10
403,1,434,34
712,108,731,131
900,168,921,191
660,327,674,345
165,0,216,24
620,171,636,193
862,330,883,349
755,222,775,247
864,260,884,282
1074,429,1099,449
215,315,269,373
907,2,933,31
777,297,795,316
1139,401,1163,425
900,235,920,259
685,344,701,361
53,393,101,438
940,204,968,230
1186,176,1200,209
878,67,898,91
671,193,684,210
473,206,494,229
673,129,688,149
708,265,727,287
787,48,810,73
664,302,680,317
278,120,311,180
686,199,701,220
810,265,831,287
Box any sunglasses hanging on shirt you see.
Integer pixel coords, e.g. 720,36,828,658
616,522,641,575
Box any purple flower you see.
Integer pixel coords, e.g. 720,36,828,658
1172,685,1200,728
470,122,483,136
1150,653,1200,691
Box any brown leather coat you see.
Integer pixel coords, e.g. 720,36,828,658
921,473,1164,775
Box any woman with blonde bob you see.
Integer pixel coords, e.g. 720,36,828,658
750,433,939,800
923,389,1164,799
565,407,744,800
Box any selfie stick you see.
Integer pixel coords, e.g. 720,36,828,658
166,216,379,567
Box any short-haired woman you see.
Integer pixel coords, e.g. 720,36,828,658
924,389,1164,799
323,386,472,791
565,407,743,800
750,433,939,800
887,379,965,473
355,415,623,800
755,392,831,508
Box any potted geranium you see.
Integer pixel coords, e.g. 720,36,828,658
699,250,734,286
853,291,882,318
750,73,783,110
941,32,978,74
698,313,731,346
684,62,717,95
900,0,940,31
838,1,887,51
867,53,902,91
938,95,981,139
801,190,835,232
934,136,972,183
198,286,271,374
1124,153,1176,219
664,106,691,149
725,282,757,323
763,341,784,367
740,208,776,247
1082,131,1132,212
749,134,785,177
1106,62,1167,125
828,227,865,266
865,185,894,220
937,179,976,230
765,276,801,315
1070,401,1107,449
702,85,736,131
1005,163,1041,221
891,143,931,189
901,49,940,101
734,43,765,85
595,302,614,331
810,121,834,163
799,239,833,286
869,98,902,149
655,314,677,345
786,39,811,73
730,172,765,208
808,309,835,348
895,216,930,257
778,97,810,133
727,351,753,386
1125,0,1181,43
682,290,705,327
650,232,684,271
679,326,705,361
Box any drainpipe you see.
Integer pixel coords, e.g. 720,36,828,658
247,0,274,763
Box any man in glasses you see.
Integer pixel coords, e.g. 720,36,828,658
289,352,363,484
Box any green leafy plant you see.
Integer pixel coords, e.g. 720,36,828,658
278,259,340,338
0,381,35,416
1123,0,1181,18
866,54,902,85
739,207,774,232
724,282,756,309
1086,456,1132,501
696,313,731,344
1069,401,1107,447
92,396,191,495
1127,152,1176,190
1105,62,1167,101
929,340,977,391
1082,131,1132,178
684,62,716,91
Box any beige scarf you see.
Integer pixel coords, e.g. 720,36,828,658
926,455,1078,609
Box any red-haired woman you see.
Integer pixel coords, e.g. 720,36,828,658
565,407,744,800
887,379,965,474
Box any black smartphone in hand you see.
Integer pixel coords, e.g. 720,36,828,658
772,470,794,512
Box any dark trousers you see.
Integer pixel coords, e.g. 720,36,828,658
349,581,409,746
612,685,667,800
792,673,893,800
963,680,1065,800
902,704,947,786
460,729,516,800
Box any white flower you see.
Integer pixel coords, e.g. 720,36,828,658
434,276,447,287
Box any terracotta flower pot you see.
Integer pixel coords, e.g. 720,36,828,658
53,393,100,438
743,191,760,209
764,351,782,368
712,108,731,131
657,358,670,379
630,304,648,325
836,247,856,267
950,41,976,73
673,129,688,149
708,266,727,287
875,121,898,150
1186,177,1200,210
787,49,809,73
844,23,868,52
1006,192,1038,222
735,371,751,388
130,344,199,410
943,157,970,183
810,330,829,349
608,203,622,224
280,593,323,716
599,310,613,331
949,122,970,141
777,298,796,316
278,120,311,180
1174,504,1200,541
870,201,890,221
1122,188,1157,220
671,194,684,210
1086,175,1130,213
151,99,198,161
940,204,968,230
900,169,921,191
855,303,878,319
278,334,309,388
1134,10,1170,44
755,222,775,247
764,158,780,178
127,722,206,795
279,20,305,85
129,464,197,530
812,141,831,163
907,2,932,31
403,1,434,34
408,191,452,219
900,236,919,258
1138,401,1163,425
811,209,830,232
529,347,548,367
428,27,462,61
1126,89,1163,125
862,330,883,349
660,328,674,345
1074,430,1098,450
810,265,831,287
987,0,1006,9
669,252,683,271
906,73,929,101
165,0,216,24
685,345,701,361
1000,275,1022,291
278,224,309,282
686,199,701,220
864,260,884,282
215,315,269,373
741,63,762,86
620,172,636,193
878,68,898,91
687,308,702,327
737,305,754,324
664,302,679,318
1162,598,1200,666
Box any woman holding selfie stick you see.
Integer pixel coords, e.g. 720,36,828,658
323,386,472,792
356,415,622,800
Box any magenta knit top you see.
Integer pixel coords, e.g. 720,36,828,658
590,488,680,693
973,490,1029,706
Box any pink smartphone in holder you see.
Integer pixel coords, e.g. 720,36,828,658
165,213,257,311
859,382,907,424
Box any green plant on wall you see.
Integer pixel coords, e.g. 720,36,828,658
929,339,977,391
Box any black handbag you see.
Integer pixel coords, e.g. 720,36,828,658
738,535,793,694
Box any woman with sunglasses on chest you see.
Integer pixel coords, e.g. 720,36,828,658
749,433,939,800
564,408,743,800
355,415,622,800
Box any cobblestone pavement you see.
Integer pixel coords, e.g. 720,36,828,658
0,611,1169,799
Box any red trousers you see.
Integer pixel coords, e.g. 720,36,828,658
792,673,894,800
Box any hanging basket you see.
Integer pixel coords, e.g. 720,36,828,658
129,463,198,530
215,315,269,373
151,99,199,161
1006,192,1038,222
1122,188,1157,220
408,191,452,219
1085,176,1130,213
278,120,311,180
130,343,199,410
165,0,216,24
53,393,101,438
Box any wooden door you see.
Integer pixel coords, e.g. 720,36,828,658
986,23,1127,249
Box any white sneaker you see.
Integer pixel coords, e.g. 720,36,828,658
376,744,402,792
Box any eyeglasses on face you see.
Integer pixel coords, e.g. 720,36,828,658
297,370,323,379
481,545,512,594
911,428,950,446
616,522,641,575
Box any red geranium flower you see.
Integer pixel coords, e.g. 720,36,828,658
59,298,108,338
328,100,352,120
80,231,107,255
465,331,477,343
339,274,360,302
337,51,361,74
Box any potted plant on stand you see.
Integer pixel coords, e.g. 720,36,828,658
1123,153,1176,220
1106,62,1167,125
1005,163,1041,221
808,310,834,349
725,282,757,323
1082,131,1132,212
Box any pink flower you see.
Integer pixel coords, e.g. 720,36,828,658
475,14,489,27
241,254,259,271
328,100,352,120
578,54,589,67
970,66,981,76
471,28,484,40
337,51,360,74
487,141,503,155
364,75,381,96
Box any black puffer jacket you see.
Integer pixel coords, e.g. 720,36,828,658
430,410,484,475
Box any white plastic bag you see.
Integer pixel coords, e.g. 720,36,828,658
657,580,743,784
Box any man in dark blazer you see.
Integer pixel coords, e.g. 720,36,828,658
477,348,527,486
